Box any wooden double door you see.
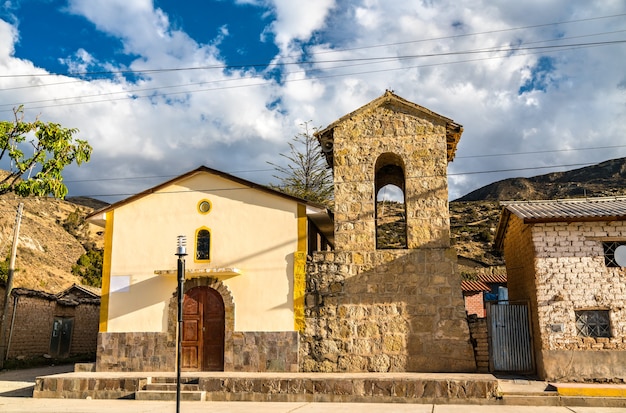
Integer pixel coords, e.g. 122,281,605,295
182,286,225,371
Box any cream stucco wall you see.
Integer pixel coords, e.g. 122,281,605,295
102,172,300,333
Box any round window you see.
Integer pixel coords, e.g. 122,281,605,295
198,200,212,214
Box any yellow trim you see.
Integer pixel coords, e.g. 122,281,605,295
99,211,113,333
297,204,307,252
197,199,212,214
556,384,626,398
194,226,212,263
294,204,307,331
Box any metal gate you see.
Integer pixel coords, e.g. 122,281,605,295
487,302,534,373
49,317,74,357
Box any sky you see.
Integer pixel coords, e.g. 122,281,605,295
0,0,625,203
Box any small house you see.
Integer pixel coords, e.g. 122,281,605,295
494,197,626,380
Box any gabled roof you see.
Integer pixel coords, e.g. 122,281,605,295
85,165,334,244
315,90,463,168
494,197,626,249
87,165,326,219
57,283,101,299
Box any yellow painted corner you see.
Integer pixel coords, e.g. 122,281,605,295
293,251,307,332
99,211,113,333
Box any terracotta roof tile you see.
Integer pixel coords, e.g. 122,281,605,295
478,273,507,283
461,280,491,292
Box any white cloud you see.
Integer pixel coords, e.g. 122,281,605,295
263,0,336,51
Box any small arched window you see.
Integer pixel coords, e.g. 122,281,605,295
375,153,407,249
196,228,211,262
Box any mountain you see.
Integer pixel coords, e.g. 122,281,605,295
455,157,626,202
450,157,626,272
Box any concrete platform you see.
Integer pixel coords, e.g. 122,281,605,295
33,371,500,403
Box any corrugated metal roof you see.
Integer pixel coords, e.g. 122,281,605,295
461,280,491,292
478,273,507,283
502,197,626,222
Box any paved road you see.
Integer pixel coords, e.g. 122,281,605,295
1,398,626,413
1,365,625,413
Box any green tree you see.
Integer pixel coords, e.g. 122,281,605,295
0,106,92,198
72,249,103,288
269,122,333,208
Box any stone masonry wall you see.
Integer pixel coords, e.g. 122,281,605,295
301,250,476,373
331,103,451,250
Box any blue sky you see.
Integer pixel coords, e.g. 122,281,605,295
0,0,625,202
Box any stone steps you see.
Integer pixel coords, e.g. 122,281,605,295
135,377,205,401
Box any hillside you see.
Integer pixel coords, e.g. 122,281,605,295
0,195,104,293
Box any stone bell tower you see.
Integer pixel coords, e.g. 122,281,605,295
301,91,476,373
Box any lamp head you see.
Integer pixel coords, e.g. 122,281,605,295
176,235,187,256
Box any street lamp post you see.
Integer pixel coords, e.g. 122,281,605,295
175,236,187,413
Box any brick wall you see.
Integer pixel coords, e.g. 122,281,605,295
531,221,626,350
464,292,485,318
467,316,489,372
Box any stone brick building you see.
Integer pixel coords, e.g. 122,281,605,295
494,197,626,381
301,91,476,372
0,284,100,360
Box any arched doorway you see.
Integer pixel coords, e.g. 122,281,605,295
182,286,225,371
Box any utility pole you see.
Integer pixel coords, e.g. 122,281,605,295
0,203,24,368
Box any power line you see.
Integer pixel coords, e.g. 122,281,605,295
66,158,622,199
0,39,622,113
1,12,624,79
456,144,626,159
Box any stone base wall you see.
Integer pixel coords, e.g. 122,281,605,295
232,331,299,372
96,332,174,372
540,349,626,382
96,331,299,373
301,249,476,372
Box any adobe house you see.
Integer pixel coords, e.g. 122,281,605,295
86,166,333,372
494,197,626,381
300,91,476,372
0,283,100,361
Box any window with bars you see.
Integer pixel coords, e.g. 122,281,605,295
602,241,626,267
575,310,611,338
